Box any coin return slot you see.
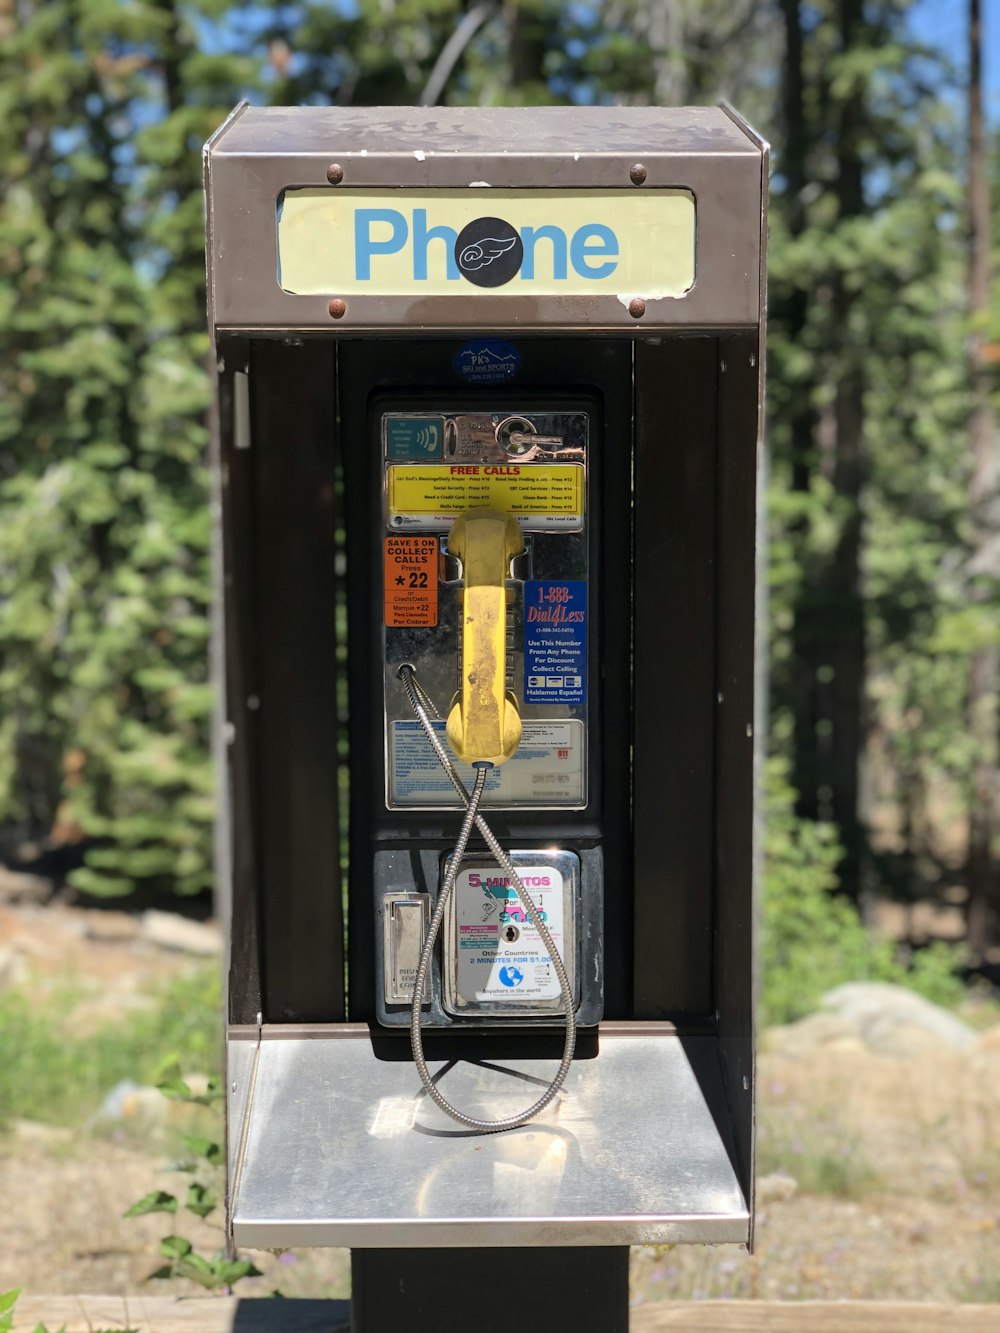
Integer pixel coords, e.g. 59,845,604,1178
382,892,431,1005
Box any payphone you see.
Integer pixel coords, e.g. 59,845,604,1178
380,402,600,1127
205,103,766,1304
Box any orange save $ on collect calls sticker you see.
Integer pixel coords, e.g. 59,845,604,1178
384,536,439,627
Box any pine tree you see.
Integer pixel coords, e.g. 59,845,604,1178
2,0,986,945
0,0,259,895
768,0,970,910
964,0,999,952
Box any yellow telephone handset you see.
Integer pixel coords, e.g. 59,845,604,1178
445,508,524,766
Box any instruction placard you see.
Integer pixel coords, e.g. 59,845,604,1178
386,463,583,532
524,580,587,704
388,719,585,807
383,536,438,626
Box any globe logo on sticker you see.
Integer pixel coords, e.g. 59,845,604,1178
454,217,523,288
498,965,525,988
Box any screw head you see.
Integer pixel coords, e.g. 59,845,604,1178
629,163,647,186
326,163,344,185
328,298,347,319
628,298,646,319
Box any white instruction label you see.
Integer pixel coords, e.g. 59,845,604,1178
388,719,585,808
454,864,566,1005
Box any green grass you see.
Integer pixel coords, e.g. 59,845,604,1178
0,965,222,1129
956,992,1000,1031
953,1241,1000,1304
757,1103,880,1200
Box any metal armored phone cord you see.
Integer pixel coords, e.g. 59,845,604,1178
398,664,577,1133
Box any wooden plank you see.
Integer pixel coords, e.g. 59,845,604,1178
631,1300,1000,1331
10,1296,1000,1333
9,1295,349,1333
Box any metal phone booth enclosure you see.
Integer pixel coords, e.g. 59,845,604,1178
205,105,766,1330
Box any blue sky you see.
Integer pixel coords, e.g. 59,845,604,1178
196,1,1000,124
911,0,1000,122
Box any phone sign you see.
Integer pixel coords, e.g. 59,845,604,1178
524,581,587,705
277,188,696,298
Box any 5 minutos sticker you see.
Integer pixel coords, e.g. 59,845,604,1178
384,536,439,627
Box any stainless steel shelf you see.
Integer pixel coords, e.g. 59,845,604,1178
229,1025,750,1249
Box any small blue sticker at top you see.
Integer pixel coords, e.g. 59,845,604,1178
454,340,521,385
524,581,586,706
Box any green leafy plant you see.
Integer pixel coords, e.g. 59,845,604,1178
124,1064,261,1292
146,1234,261,1291
762,758,966,1025
0,1290,18,1333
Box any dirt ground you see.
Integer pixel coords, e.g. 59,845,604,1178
1,900,999,1310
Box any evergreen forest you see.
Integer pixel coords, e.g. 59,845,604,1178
0,0,997,1012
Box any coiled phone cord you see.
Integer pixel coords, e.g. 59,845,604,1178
398,664,577,1132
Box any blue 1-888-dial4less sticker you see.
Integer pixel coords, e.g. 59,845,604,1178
523,581,586,705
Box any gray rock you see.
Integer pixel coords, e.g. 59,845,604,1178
84,910,141,943
140,909,222,955
95,1078,141,1121
756,1172,799,1203
765,1012,867,1058
0,944,26,990
93,1079,168,1126
11,1118,74,1146
0,866,51,904
820,981,975,1054
766,982,977,1058
66,990,157,1037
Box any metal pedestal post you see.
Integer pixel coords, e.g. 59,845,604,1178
351,1247,629,1332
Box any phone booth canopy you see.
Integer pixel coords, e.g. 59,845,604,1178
205,105,766,1257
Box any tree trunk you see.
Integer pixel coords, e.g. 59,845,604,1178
783,0,824,823
965,0,999,954
504,0,545,92
821,0,868,899
786,0,868,902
